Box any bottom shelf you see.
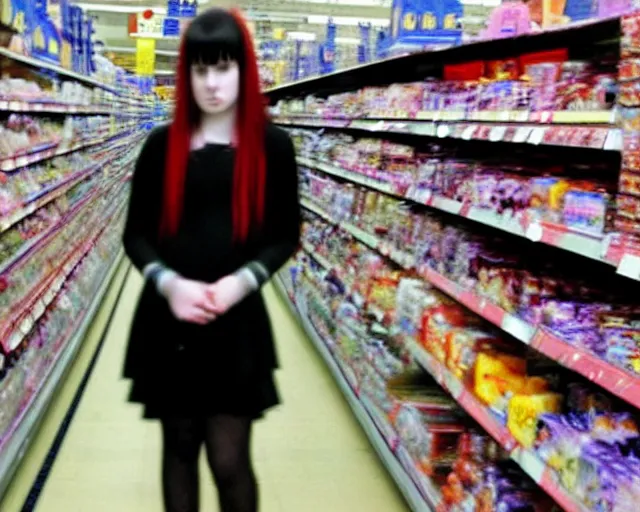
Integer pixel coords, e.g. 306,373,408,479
273,274,436,512
0,249,126,496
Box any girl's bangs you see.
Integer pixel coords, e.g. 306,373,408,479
183,11,244,66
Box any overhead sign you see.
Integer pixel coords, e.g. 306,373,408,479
128,10,191,38
389,0,463,47
128,11,163,37
136,37,156,75
167,0,197,18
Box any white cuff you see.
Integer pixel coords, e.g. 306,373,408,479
235,267,259,292
156,269,179,297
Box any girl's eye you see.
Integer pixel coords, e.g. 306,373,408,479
194,65,207,75
216,62,230,72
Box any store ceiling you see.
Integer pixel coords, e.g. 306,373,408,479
79,0,494,73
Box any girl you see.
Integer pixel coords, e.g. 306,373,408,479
122,8,300,512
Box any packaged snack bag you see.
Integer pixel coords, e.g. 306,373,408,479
507,391,562,447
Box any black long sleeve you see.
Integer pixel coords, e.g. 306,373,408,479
248,126,301,286
122,127,166,273
122,124,299,285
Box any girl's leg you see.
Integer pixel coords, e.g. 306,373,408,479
161,417,205,512
204,415,257,512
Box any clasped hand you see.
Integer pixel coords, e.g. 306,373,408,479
163,275,248,325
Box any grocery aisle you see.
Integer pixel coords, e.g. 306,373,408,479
23,270,408,512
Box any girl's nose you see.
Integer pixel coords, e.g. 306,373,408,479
205,70,218,88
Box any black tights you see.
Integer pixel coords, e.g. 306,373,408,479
161,415,257,512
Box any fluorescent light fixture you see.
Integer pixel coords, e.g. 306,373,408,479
287,31,317,41
307,14,389,27
460,0,501,5
76,3,167,14
130,32,175,39
286,0,391,5
103,46,179,56
335,36,361,45
155,69,176,75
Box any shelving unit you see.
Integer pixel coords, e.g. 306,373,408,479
0,249,125,497
0,43,155,496
273,276,439,512
267,11,640,512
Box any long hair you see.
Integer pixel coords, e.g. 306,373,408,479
160,8,266,242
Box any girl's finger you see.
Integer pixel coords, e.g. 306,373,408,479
196,297,222,315
188,308,216,325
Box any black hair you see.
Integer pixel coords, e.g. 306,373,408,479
183,9,245,69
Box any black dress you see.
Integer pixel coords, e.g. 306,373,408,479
121,123,300,420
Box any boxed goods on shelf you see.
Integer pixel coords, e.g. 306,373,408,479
293,128,618,238
268,13,640,512
295,214,640,510
298,172,640,385
0,53,153,492
274,52,617,119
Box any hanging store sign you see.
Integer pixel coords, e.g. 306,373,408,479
128,11,163,37
166,0,197,19
389,0,463,47
136,37,156,75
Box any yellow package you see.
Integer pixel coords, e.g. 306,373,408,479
473,351,527,411
508,392,562,447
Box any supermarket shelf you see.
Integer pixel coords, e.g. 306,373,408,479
0,48,120,96
0,128,140,173
299,198,640,413
404,337,589,512
265,16,619,100
0,101,113,115
279,110,616,125
0,189,98,277
0,248,126,498
0,158,134,277
278,115,620,151
301,241,333,271
298,158,620,272
0,134,140,234
0,164,96,234
273,276,437,512
1,196,129,354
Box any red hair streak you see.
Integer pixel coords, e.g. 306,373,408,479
160,8,267,243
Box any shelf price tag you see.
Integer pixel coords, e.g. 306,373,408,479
525,222,543,242
512,127,532,143
489,126,507,142
461,125,476,140
436,124,450,138
8,331,23,352
617,253,640,281
528,128,546,145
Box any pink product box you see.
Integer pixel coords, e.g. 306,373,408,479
599,0,631,17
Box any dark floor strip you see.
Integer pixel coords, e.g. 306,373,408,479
21,262,132,512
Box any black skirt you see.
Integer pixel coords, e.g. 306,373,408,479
123,282,280,420
127,369,280,420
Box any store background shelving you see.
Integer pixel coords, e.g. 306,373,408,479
267,11,640,512
0,5,164,491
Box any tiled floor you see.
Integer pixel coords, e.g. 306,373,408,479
5,270,409,511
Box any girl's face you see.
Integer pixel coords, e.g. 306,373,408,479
190,59,240,115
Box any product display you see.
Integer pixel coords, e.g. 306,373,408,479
269,13,640,512
0,43,153,494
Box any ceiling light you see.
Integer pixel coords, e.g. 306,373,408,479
287,31,317,41
335,37,361,45
306,14,389,27
103,46,179,56
76,3,167,14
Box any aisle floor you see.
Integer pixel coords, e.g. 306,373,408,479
20,270,409,511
